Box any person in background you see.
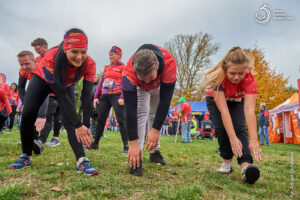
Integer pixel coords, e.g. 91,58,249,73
91,46,128,153
162,115,170,135
179,97,192,143
170,107,179,136
8,83,19,131
258,102,270,146
0,75,12,134
190,115,198,136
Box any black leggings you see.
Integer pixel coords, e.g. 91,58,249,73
8,106,17,129
206,97,253,165
21,75,85,160
38,96,63,143
94,93,128,147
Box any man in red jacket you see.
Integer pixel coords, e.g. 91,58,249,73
122,44,176,176
179,97,192,143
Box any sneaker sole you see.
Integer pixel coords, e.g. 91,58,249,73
46,143,60,147
218,168,233,174
243,165,260,184
9,165,31,170
76,170,98,176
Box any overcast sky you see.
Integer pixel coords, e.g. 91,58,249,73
0,0,299,87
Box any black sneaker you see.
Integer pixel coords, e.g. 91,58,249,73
241,164,260,184
33,139,44,154
129,160,143,176
149,150,166,165
89,142,99,150
122,146,128,154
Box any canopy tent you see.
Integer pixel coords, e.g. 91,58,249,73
170,101,207,115
268,93,300,144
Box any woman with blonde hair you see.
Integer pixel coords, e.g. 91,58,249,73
203,46,262,184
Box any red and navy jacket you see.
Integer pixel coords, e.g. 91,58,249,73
10,90,19,106
122,44,177,141
259,109,269,127
206,72,257,99
34,47,96,128
180,102,192,122
94,61,124,98
171,109,179,122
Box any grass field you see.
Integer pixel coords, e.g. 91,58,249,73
0,128,299,200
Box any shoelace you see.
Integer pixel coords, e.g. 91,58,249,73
16,157,27,164
221,162,231,169
81,160,93,170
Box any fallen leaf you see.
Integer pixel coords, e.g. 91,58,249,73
51,187,61,192
66,162,69,166
26,184,30,187
166,169,172,171
60,172,66,177
180,157,187,161
214,184,224,190
56,163,64,166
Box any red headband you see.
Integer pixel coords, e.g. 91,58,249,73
109,46,122,57
63,32,88,51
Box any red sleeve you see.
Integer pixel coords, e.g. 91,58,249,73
244,73,257,95
0,90,12,114
160,48,176,83
264,110,269,117
83,56,96,82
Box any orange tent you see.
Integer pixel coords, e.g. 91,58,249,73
269,93,300,144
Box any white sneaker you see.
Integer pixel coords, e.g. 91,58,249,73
218,162,233,174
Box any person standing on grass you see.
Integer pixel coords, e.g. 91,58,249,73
91,46,128,153
122,44,176,176
9,28,98,176
170,107,179,136
204,46,262,184
179,97,192,143
0,76,12,134
258,102,270,146
8,83,19,131
162,115,170,135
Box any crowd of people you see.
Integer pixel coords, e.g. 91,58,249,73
0,28,264,184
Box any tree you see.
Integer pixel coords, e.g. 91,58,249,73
164,32,219,105
250,47,292,114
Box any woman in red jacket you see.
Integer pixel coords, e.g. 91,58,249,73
204,46,262,184
91,46,128,152
8,83,19,131
0,82,12,134
9,28,98,176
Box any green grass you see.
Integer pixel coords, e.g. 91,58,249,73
0,128,299,199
